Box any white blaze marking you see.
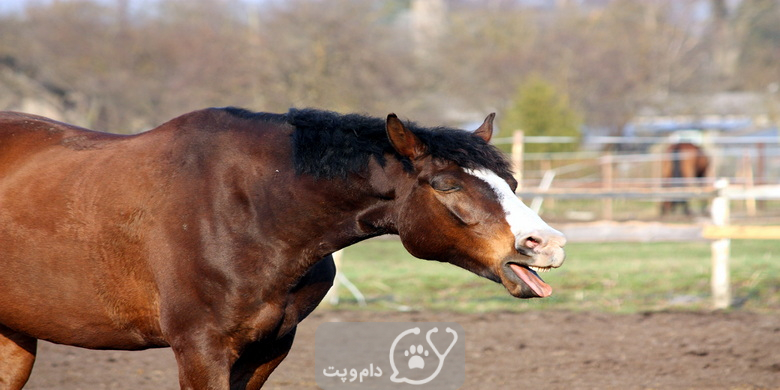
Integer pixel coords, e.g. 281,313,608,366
464,168,562,239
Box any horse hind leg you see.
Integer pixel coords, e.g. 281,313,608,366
0,325,37,390
681,200,692,216
660,201,671,216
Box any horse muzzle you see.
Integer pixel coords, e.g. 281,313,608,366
514,228,567,268
500,228,567,298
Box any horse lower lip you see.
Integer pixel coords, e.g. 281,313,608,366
508,263,552,298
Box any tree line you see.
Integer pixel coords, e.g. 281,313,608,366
0,0,777,136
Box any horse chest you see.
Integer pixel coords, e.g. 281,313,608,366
230,255,337,343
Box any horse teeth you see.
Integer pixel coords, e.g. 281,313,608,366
529,265,550,273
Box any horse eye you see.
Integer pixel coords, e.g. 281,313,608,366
431,178,461,193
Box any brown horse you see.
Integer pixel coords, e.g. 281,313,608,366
0,108,566,389
660,142,709,215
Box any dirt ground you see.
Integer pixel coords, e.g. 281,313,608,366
24,309,780,390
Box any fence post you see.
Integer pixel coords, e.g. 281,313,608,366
710,178,731,309
540,159,555,209
324,250,344,305
601,153,613,220
323,250,366,307
512,130,524,191
740,153,756,216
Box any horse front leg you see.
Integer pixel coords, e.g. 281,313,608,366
169,331,237,390
231,256,336,389
229,328,296,389
168,302,293,390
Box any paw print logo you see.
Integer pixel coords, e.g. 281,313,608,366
404,344,429,369
389,327,458,385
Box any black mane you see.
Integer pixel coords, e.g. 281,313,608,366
222,107,512,179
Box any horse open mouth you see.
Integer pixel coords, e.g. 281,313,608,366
505,263,553,298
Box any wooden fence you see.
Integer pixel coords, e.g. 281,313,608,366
504,131,780,219
701,180,780,309
520,180,780,309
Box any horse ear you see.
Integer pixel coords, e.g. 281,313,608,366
473,113,495,143
386,113,426,160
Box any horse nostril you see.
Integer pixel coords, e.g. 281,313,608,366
521,235,544,250
516,229,567,253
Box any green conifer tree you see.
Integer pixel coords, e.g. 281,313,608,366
500,76,581,154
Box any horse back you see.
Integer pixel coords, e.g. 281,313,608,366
0,112,115,170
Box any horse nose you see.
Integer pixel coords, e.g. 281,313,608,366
517,229,567,250
516,229,567,265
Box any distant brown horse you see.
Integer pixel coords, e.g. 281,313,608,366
0,108,566,389
660,142,709,215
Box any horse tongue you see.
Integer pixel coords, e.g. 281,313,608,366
509,264,552,298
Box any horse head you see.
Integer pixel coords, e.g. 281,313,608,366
384,114,566,298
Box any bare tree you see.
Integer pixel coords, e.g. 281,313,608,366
1,0,776,135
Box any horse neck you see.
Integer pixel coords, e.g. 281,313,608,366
283,157,405,260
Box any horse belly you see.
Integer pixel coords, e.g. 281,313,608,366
0,156,165,349
0,239,165,349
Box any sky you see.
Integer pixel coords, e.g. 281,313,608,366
0,0,273,15
0,0,25,14
0,0,741,23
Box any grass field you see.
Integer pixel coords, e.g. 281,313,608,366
330,238,780,313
